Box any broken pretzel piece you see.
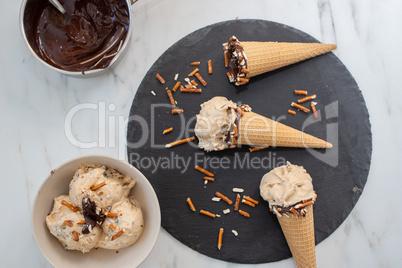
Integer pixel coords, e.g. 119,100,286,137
217,228,224,250
166,90,176,107
180,88,202,93
186,197,196,212
166,136,195,148
241,199,255,207
195,73,207,87
215,192,232,205
163,127,173,134
297,94,316,104
291,102,310,113
63,220,74,227
234,194,241,211
156,73,165,84
311,102,318,119
171,109,184,114
90,181,106,191
208,60,213,74
249,146,269,152
172,81,181,92
61,200,80,212
295,90,308,95
200,209,216,218
194,165,214,177
239,210,250,218
243,195,259,205
188,68,199,76
72,231,80,241
203,176,214,182
111,229,125,241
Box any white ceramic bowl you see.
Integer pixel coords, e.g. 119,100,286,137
33,155,160,268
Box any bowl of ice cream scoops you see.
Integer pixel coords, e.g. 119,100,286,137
32,155,160,268
20,0,138,76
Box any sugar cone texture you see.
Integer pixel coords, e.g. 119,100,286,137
237,112,332,149
240,41,337,78
277,205,316,268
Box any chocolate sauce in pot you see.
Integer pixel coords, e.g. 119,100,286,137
27,0,130,72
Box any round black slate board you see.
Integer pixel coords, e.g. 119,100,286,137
127,19,372,264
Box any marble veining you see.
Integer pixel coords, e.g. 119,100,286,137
1,0,401,267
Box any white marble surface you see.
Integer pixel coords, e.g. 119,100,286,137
1,0,401,267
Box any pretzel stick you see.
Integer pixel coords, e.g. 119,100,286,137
241,68,250,74
190,61,200,66
72,231,80,241
195,73,207,86
217,228,224,250
112,229,125,241
291,102,310,113
61,200,80,212
194,165,214,177
77,220,86,224
224,52,229,68
104,211,118,218
295,90,308,95
188,68,199,76
166,90,176,107
190,80,198,86
288,109,296,115
226,72,232,81
233,124,238,137
172,81,181,92
109,224,117,231
90,181,106,191
235,80,248,86
234,194,241,211
203,176,215,182
186,197,196,212
180,88,202,93
200,209,216,218
238,210,250,218
215,192,233,205
243,196,259,205
238,78,249,83
208,60,213,74
311,102,318,119
298,94,316,104
63,220,73,227
295,200,314,209
163,127,173,134
241,199,255,207
171,109,184,114
166,136,195,148
156,73,165,84
249,146,269,152
290,207,300,216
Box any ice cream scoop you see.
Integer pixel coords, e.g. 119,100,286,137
69,165,135,210
97,196,144,250
46,195,101,253
194,96,332,152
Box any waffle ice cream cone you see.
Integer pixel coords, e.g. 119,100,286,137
223,36,336,85
237,111,332,149
277,205,316,268
241,41,336,78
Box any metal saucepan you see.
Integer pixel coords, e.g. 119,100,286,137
20,0,138,77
